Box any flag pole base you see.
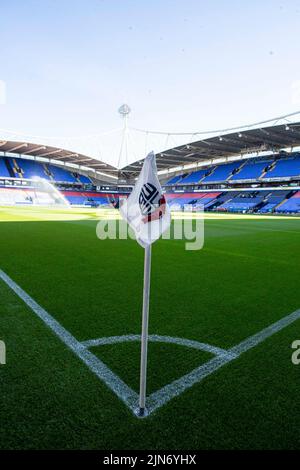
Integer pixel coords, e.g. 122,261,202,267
134,407,148,418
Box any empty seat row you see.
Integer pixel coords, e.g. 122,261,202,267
164,153,300,186
276,191,300,213
0,156,91,184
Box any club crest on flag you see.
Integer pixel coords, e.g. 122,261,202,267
139,183,167,224
139,183,159,215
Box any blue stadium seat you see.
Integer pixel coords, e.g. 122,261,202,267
0,158,10,178
165,174,185,185
78,174,91,184
48,164,77,183
65,195,87,205
202,162,242,183
230,160,270,180
218,192,264,212
276,191,300,213
17,159,50,180
263,155,300,179
178,169,207,185
259,203,277,213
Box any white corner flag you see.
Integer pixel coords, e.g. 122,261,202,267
119,151,171,247
119,151,171,417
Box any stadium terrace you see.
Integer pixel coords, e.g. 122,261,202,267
1,121,300,214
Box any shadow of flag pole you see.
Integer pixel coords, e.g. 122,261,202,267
138,244,152,416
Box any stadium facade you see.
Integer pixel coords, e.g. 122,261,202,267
1,121,300,213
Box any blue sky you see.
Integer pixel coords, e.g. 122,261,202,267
1,0,300,166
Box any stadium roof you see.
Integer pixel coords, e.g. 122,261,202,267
121,121,300,179
0,140,119,180
2,121,300,182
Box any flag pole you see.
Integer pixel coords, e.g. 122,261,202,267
138,244,152,416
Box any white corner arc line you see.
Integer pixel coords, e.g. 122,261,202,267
1,267,300,418
0,269,138,411
146,307,300,413
82,334,236,360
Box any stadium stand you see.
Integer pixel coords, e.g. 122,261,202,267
0,157,10,178
165,192,221,210
211,191,265,213
163,152,300,187
17,159,50,180
0,175,298,214
0,187,57,205
0,186,120,207
165,174,185,186
208,192,232,210
77,174,91,184
160,149,300,214
47,164,77,183
163,189,295,214
62,191,116,206
202,161,242,183
6,157,22,178
1,143,300,213
0,157,92,185
64,195,87,205
276,191,300,213
195,192,221,208
165,193,195,209
263,154,300,179
178,169,208,185
230,159,271,181
258,190,291,213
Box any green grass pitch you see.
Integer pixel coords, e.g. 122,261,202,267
0,206,300,449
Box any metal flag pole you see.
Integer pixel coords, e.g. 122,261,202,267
117,104,131,169
138,244,152,416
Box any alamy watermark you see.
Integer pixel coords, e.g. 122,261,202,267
0,340,6,365
291,340,300,365
96,204,205,251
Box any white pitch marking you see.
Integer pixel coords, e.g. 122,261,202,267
0,269,138,411
82,334,235,360
147,308,300,413
230,308,300,356
147,355,232,413
1,268,300,418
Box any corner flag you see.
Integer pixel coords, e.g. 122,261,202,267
119,151,171,247
119,151,171,416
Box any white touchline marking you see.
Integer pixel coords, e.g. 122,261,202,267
147,355,232,413
230,309,300,355
1,267,300,418
0,269,138,412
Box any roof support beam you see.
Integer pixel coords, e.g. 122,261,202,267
37,149,63,158
73,158,95,164
277,128,300,141
8,143,28,152
51,153,79,160
23,146,46,155
255,129,296,146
